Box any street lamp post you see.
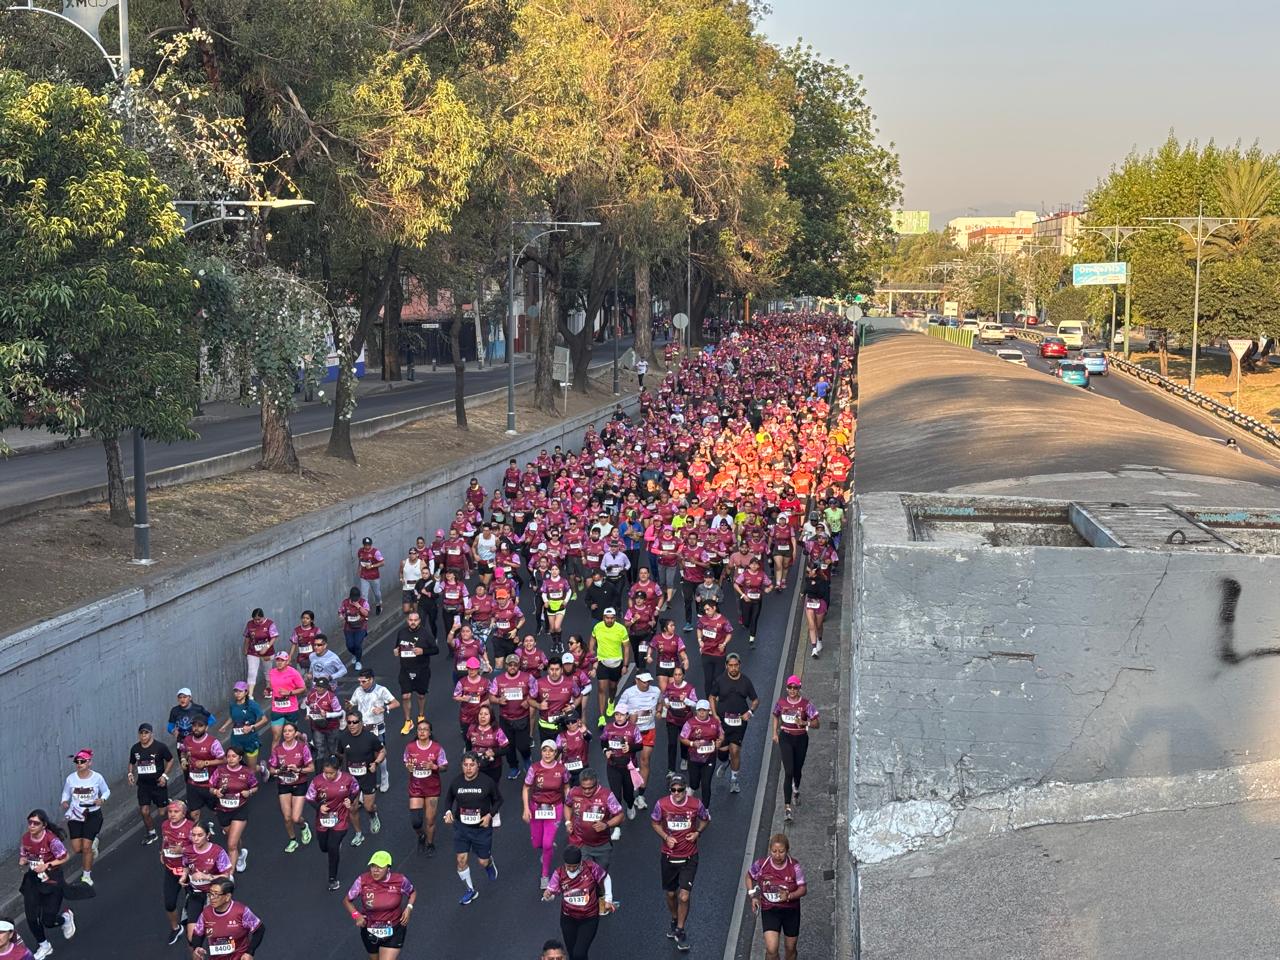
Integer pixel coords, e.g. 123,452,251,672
1078,224,1153,354
507,219,601,434
612,269,621,395
1143,205,1257,391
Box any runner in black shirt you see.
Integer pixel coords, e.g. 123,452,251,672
443,752,503,905
708,653,759,794
394,612,438,735
127,723,174,843
336,714,385,847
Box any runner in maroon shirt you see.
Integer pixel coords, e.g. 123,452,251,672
18,810,73,955
564,770,625,872
357,536,385,615
189,879,263,960
489,656,537,779
403,720,447,857
342,851,416,958
678,702,723,808
209,747,258,876
180,822,231,944
306,758,361,889
289,611,321,671
268,722,314,853
541,846,616,959
0,920,33,960
241,608,278,700
650,775,710,952
522,742,570,887
745,834,809,959
159,800,194,944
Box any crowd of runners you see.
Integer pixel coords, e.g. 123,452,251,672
9,313,853,960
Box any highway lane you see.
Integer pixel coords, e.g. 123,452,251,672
0,339,633,512
52,566,803,959
976,337,1280,466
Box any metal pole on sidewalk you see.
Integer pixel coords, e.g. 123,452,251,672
507,221,517,434
613,269,620,395
131,428,152,564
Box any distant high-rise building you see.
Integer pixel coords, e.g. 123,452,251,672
947,210,1038,249
1033,210,1083,256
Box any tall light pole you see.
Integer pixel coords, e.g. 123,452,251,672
6,0,130,79
1143,204,1257,391
1078,224,1153,349
612,267,621,395
685,229,693,355
507,219,601,434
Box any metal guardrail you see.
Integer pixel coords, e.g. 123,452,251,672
1106,353,1280,448
928,325,975,348
1013,329,1046,345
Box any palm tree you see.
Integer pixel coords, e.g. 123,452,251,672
1201,158,1280,260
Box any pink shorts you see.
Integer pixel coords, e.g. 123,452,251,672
803,598,828,618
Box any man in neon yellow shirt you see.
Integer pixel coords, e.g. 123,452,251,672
591,608,631,728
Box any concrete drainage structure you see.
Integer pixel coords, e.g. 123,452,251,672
851,492,1280,862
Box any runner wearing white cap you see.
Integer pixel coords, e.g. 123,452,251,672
614,673,661,809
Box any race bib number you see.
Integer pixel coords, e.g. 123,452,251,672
369,925,394,939
504,688,523,701
659,659,675,670
667,818,691,831
724,715,742,727
208,939,235,957
412,768,433,779
781,713,799,725
273,698,291,711
565,759,583,772
279,771,298,784
747,591,761,600
456,661,469,672
253,642,272,655
398,646,415,658
233,726,252,736
460,810,482,826
534,804,557,821
764,890,784,903
135,763,157,775
564,893,589,907
220,795,241,809
189,769,210,783
581,809,603,822
164,846,184,859
701,629,716,639
319,814,338,829
696,742,715,755
347,614,362,623
806,599,822,610
297,644,313,654
608,739,625,751
348,764,368,777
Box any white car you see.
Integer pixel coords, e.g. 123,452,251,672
996,348,1027,366
979,322,1006,344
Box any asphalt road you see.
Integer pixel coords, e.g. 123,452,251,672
52,566,803,960
0,339,633,512
975,336,1280,466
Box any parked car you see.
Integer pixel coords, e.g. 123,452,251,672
979,322,1006,344
996,348,1028,366
1040,336,1068,359
1056,360,1089,387
1080,348,1109,376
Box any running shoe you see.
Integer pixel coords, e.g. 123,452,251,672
505,768,521,780
400,720,413,736
350,832,365,847
143,830,158,845
540,875,550,891
375,605,382,616
91,837,99,858
812,641,822,658
61,911,74,940
680,758,688,771
667,919,679,940
379,776,390,793
784,805,794,822
79,874,93,888
605,699,616,719
675,929,690,952
354,661,363,672
301,823,313,845
459,888,479,906
793,790,801,807
715,762,726,778
610,827,622,841
167,926,183,946
284,839,299,854
425,843,436,858
328,878,341,891
597,716,606,728
236,848,248,873
682,623,692,632
370,814,382,834
748,635,756,647
32,942,52,960
485,859,498,881
730,780,741,794
634,795,647,810
417,833,427,852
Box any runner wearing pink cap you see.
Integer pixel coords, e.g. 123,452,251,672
772,676,820,822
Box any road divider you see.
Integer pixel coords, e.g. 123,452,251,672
928,325,975,348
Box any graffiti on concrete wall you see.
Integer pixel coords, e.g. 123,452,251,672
1217,577,1280,664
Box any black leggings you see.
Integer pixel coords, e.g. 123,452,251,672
681,581,699,624
560,912,600,960
665,722,689,772
606,763,635,809
416,598,439,638
502,717,532,768
687,761,714,807
702,655,723,695
740,599,762,636
21,872,65,944
317,828,346,882
779,733,810,804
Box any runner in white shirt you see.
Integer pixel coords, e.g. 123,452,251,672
61,749,111,886
349,670,399,793
400,549,425,615
614,672,662,810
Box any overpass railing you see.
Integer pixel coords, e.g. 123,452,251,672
928,325,975,348
1106,354,1280,448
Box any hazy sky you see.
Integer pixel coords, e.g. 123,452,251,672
763,0,1278,225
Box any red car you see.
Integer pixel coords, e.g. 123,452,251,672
1040,336,1067,359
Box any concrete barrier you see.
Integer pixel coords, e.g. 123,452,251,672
0,397,635,857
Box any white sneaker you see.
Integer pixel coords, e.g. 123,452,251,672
634,795,647,810
626,806,636,821
33,942,52,960
79,874,93,888
236,848,248,873
61,911,75,939
610,826,621,841
812,641,822,658
492,813,502,829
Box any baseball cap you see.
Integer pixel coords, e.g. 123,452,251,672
564,846,583,865
695,699,711,711
138,723,153,733
362,537,373,545
560,652,576,665
785,675,803,687
71,749,93,762
603,607,617,616
540,739,558,751
669,773,687,786
726,652,741,663
635,672,653,683
274,650,289,661
315,676,331,687
465,657,481,670
504,654,520,666
368,850,393,868
176,687,192,697
233,681,249,692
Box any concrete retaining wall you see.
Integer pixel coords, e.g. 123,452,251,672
0,400,632,854
852,491,1280,810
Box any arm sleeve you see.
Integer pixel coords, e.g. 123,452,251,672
248,921,266,952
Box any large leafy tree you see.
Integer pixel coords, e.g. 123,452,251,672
777,44,900,297
0,71,197,524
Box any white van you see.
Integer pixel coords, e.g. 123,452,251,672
1056,321,1086,348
